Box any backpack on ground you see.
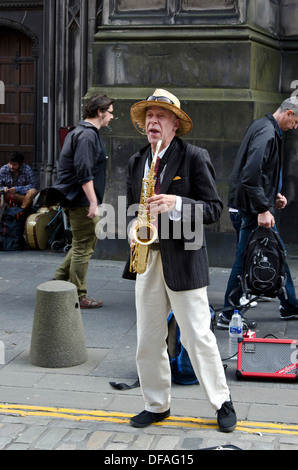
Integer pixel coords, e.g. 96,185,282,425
0,205,26,251
168,311,198,385
241,226,286,299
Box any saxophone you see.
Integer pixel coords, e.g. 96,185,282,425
129,139,162,274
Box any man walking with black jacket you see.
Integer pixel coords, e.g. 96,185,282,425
217,98,298,329
49,94,114,308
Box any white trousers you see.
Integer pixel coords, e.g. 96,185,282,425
135,250,230,413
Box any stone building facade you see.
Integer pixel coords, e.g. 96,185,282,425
0,0,297,264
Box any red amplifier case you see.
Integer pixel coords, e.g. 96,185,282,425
236,338,298,380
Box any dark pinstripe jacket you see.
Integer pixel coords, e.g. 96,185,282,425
123,137,223,291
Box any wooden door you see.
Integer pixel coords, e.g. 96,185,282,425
0,28,35,167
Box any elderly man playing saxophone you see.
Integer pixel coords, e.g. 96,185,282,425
123,89,237,433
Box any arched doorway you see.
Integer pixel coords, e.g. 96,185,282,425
0,27,35,167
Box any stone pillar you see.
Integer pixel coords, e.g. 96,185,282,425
40,0,100,188
30,281,87,368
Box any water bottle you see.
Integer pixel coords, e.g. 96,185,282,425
229,310,243,359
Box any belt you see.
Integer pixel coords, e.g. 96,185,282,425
150,243,160,251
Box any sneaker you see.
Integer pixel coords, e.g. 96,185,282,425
280,305,298,320
130,409,170,428
240,296,257,308
79,296,103,309
216,313,257,330
217,400,237,433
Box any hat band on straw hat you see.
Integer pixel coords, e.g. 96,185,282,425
130,89,193,137
146,95,174,105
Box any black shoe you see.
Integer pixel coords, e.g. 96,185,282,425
216,313,230,329
130,409,170,428
280,305,298,320
217,400,237,433
217,313,257,330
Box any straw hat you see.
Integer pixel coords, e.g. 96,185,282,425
130,89,193,137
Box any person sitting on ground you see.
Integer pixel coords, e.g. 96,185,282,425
0,151,38,211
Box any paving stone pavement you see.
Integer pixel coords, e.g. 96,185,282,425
0,412,297,451
0,412,298,451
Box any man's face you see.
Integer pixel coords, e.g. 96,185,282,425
100,105,114,127
145,106,180,148
279,110,298,132
8,162,20,173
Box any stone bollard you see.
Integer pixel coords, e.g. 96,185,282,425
30,280,87,368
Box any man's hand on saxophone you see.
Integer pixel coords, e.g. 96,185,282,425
146,194,177,215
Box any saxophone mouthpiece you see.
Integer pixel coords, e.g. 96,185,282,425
156,140,162,153
152,140,162,163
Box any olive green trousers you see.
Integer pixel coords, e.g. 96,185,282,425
54,206,99,300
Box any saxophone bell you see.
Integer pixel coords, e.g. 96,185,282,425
132,221,158,246
129,221,158,274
